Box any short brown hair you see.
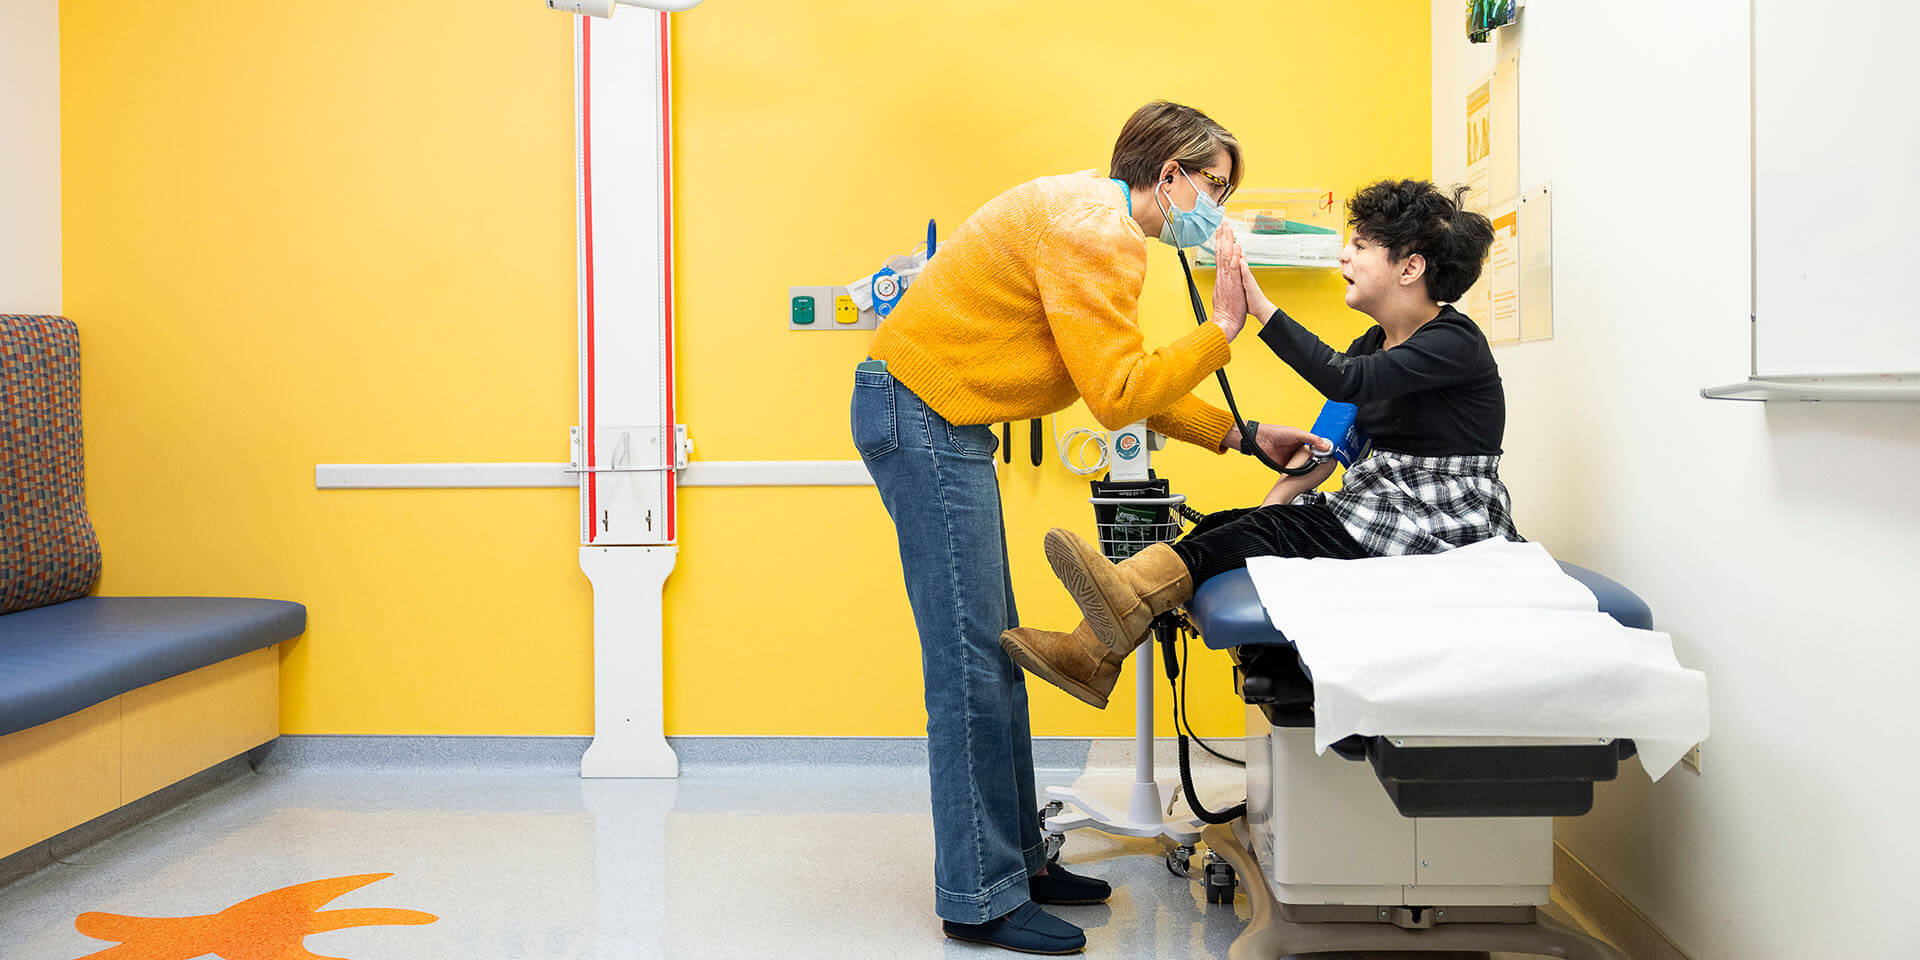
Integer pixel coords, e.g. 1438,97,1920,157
1109,101,1243,196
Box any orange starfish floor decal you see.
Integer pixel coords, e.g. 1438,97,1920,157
73,873,437,960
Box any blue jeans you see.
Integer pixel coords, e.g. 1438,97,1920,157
851,365,1045,924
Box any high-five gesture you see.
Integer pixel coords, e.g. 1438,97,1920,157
1237,255,1277,326
1210,223,1247,340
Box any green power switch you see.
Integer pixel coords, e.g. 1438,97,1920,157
791,295,816,326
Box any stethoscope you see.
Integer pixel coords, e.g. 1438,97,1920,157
1143,169,1322,477
1171,245,1325,477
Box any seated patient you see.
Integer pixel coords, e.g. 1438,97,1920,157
1003,178,1508,708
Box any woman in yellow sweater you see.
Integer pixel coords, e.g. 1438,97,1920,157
851,101,1324,954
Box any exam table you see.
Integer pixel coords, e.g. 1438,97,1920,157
1183,561,1646,960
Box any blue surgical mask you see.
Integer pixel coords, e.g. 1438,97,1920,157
1155,167,1225,249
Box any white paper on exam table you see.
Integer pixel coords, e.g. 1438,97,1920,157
1244,539,1710,779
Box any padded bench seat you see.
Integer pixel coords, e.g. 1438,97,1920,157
2,314,309,873
0,597,305,737
1187,560,1652,818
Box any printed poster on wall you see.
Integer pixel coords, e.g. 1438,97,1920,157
1487,205,1520,342
1461,55,1522,343
1517,182,1554,342
1461,74,1494,334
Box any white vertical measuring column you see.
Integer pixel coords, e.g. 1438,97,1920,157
575,11,680,779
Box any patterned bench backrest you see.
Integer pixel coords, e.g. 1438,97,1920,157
1,315,101,614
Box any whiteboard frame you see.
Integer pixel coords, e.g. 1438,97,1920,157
1749,0,1920,380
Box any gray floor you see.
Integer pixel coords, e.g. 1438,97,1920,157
0,743,1544,960
0,752,1262,959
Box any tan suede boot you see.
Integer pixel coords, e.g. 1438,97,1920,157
1042,531,1194,653
1000,619,1149,710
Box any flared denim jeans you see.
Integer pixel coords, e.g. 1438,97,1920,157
852,365,1045,923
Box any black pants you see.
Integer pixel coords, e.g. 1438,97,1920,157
1171,502,1367,586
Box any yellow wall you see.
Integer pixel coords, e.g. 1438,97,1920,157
62,0,1431,736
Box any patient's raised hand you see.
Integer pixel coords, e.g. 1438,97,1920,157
1238,257,1276,324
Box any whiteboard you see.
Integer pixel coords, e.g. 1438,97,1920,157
1754,0,1920,377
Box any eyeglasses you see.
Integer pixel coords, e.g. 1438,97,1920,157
1183,166,1232,203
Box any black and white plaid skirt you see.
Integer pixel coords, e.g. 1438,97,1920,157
1294,451,1519,556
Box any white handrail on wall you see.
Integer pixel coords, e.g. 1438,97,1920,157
315,460,875,489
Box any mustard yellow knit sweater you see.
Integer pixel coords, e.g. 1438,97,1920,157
869,171,1235,452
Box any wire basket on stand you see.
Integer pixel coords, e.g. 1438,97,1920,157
1088,477,1187,561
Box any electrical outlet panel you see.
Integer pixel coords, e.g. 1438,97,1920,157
789,290,818,326
789,285,879,331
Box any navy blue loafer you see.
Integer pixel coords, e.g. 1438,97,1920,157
1029,864,1111,906
942,901,1086,955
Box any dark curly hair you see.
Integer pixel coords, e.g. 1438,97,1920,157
1346,179,1494,304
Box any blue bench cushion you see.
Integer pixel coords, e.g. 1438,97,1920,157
0,597,305,737
1191,560,1653,652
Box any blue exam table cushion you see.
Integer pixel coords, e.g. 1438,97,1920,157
0,597,305,737
1190,560,1652,652
1186,556,1651,818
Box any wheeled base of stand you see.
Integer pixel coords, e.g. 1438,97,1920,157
1040,617,1206,878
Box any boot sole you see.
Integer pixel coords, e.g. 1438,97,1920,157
943,931,1086,955
1000,633,1109,710
1042,530,1138,653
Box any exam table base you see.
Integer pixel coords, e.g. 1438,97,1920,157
1202,820,1626,960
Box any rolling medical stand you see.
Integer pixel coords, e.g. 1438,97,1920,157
1039,422,1219,881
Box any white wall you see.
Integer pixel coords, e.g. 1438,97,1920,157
1433,4,1920,958
1,0,61,314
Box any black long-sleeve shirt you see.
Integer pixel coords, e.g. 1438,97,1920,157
1257,305,1505,457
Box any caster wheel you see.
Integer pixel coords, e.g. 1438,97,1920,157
1203,851,1237,904
1043,832,1066,864
1038,801,1063,833
1165,844,1195,878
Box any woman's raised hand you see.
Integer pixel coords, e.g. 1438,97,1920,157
1209,224,1247,341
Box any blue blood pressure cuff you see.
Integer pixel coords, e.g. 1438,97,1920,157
1308,401,1372,468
